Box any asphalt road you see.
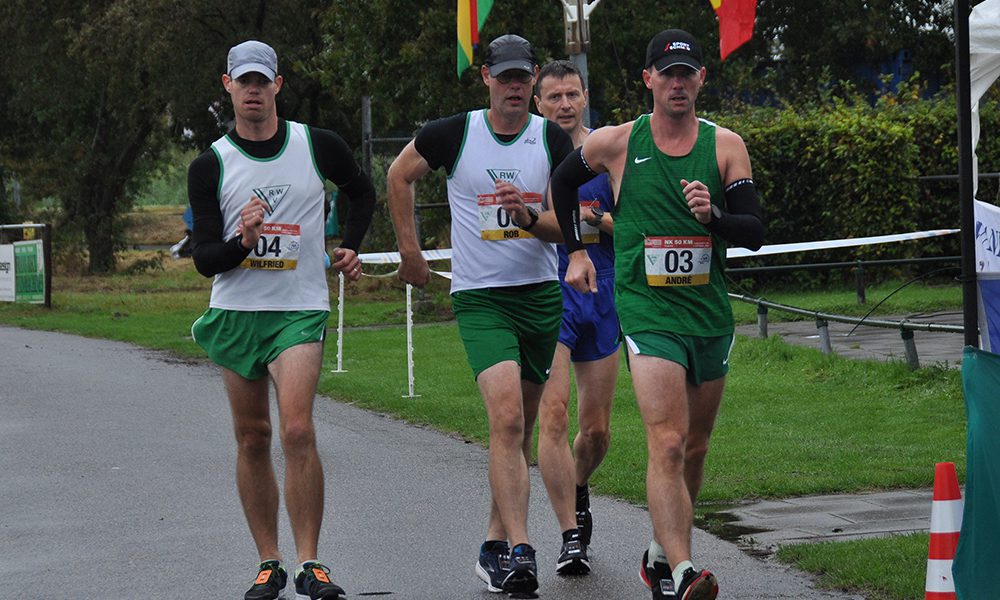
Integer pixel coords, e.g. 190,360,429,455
0,326,859,599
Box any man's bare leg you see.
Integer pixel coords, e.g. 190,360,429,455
478,360,533,548
485,376,541,541
537,344,579,532
269,342,325,564
538,345,617,533
629,351,694,569
572,351,618,486
223,368,281,562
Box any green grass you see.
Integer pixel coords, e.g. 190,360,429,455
777,533,931,600
730,279,963,324
0,259,967,599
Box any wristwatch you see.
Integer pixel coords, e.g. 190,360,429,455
514,206,539,230
586,207,604,227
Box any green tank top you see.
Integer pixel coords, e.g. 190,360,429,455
613,114,733,337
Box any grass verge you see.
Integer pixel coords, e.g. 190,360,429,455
777,533,930,600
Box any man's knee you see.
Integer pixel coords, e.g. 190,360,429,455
539,395,570,438
489,409,526,446
235,420,272,455
647,428,686,467
280,419,317,453
578,422,611,450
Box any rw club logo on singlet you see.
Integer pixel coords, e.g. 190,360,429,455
252,184,292,212
485,169,520,184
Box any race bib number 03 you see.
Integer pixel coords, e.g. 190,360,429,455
580,200,600,245
478,193,543,240
240,223,301,270
644,236,712,286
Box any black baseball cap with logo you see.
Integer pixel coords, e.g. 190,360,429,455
645,29,703,72
484,34,536,76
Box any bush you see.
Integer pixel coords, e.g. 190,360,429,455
709,83,995,287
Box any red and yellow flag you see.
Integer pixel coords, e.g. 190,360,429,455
709,0,757,61
457,0,494,78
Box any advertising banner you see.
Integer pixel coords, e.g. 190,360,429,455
13,239,44,304
0,244,13,302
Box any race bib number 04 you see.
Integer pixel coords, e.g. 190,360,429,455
580,200,600,245
478,193,543,240
240,223,301,270
644,236,712,286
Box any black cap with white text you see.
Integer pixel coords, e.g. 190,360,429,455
645,29,703,72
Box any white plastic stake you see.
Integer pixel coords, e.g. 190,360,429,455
331,272,346,373
404,283,420,398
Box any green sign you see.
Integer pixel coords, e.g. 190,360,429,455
14,240,44,304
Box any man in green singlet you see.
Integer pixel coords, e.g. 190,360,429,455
549,29,765,600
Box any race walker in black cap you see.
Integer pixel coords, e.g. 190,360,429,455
187,39,375,600
386,33,575,597
549,28,766,600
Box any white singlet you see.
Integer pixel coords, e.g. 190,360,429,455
208,121,329,311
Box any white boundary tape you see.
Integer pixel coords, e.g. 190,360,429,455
726,229,959,258
336,229,961,395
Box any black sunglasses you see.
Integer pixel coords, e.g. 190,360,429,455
494,70,533,85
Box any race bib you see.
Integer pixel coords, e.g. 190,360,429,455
580,200,601,245
478,193,543,240
240,223,301,270
644,236,712,286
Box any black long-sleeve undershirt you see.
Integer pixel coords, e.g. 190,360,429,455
188,119,375,277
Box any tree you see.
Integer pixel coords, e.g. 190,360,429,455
0,0,340,272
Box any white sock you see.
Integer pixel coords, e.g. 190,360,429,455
298,559,319,574
672,560,694,583
647,541,667,567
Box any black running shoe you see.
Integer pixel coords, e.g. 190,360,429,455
674,566,718,600
575,485,593,548
293,562,345,600
640,549,673,600
475,541,510,593
556,536,591,576
501,543,539,594
245,560,287,600
575,508,593,547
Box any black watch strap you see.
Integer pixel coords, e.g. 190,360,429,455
516,207,539,230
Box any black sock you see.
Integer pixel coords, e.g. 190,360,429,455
562,528,581,543
576,483,590,511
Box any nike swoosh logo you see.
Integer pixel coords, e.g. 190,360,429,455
634,156,652,164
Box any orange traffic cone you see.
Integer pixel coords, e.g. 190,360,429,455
925,462,963,600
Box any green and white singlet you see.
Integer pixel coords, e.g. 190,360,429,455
613,115,733,337
208,120,329,311
446,110,558,293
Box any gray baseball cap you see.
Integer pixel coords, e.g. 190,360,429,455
484,34,536,76
227,40,277,80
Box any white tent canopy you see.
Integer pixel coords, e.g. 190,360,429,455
970,0,1000,194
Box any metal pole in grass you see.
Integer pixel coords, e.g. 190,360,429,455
816,318,832,354
331,272,346,373
404,283,420,398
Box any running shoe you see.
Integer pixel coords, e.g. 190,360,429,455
575,485,593,547
674,567,718,600
501,543,539,594
556,535,591,575
245,560,287,600
640,549,673,600
475,541,511,593
293,561,346,600
575,508,593,547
